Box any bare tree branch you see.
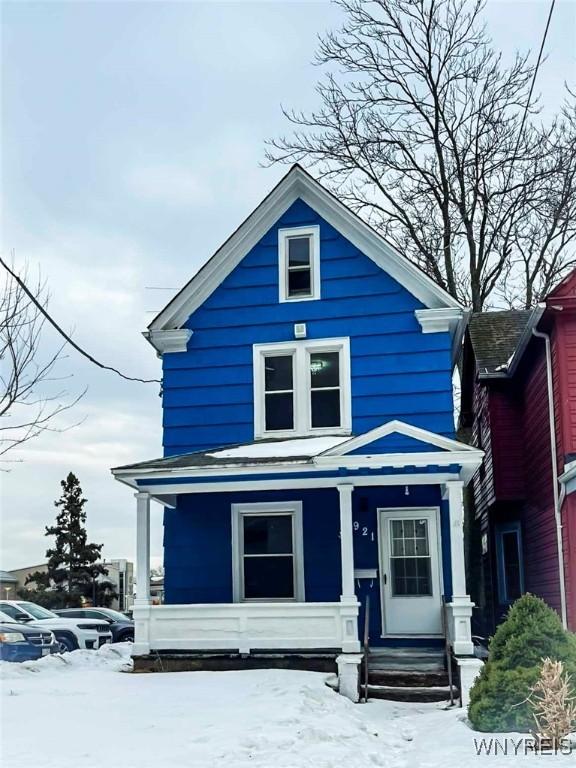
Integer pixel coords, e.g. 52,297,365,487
266,0,575,310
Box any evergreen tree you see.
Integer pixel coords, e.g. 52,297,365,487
22,473,112,608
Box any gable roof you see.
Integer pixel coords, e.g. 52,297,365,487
317,420,478,458
149,164,461,332
468,309,534,377
112,420,482,483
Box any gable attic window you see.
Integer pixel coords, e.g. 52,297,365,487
254,338,351,439
278,226,320,302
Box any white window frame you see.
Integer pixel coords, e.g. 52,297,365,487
231,502,305,602
253,337,351,439
278,225,321,303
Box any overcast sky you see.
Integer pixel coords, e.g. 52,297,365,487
1,0,575,572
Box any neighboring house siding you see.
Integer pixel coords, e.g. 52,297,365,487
161,199,454,456
489,387,525,500
520,350,562,615
470,379,494,521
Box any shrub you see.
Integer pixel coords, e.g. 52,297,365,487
468,594,576,732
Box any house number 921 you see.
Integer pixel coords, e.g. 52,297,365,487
353,521,373,540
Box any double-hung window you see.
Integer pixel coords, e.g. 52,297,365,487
232,502,304,602
254,338,351,438
278,226,320,302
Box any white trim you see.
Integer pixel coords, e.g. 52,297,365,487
148,165,461,332
130,472,465,496
253,337,351,439
278,225,320,303
415,307,463,334
337,485,355,599
133,600,359,654
231,501,305,603
318,419,480,457
377,506,443,638
143,328,192,355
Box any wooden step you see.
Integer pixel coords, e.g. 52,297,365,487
365,683,458,703
363,668,449,687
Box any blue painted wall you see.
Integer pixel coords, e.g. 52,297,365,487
161,198,454,456
164,484,451,644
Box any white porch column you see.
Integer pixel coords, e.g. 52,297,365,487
337,484,360,655
337,484,355,600
133,491,151,656
443,481,474,656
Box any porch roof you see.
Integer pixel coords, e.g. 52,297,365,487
111,421,483,492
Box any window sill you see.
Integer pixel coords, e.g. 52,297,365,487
254,428,352,441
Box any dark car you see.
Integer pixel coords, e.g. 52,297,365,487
54,608,134,643
0,621,59,662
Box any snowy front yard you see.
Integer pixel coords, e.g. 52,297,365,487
1,645,572,768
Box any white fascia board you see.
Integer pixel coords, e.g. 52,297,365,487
149,166,462,332
143,328,192,355
314,450,483,470
318,419,480,457
415,307,469,367
132,472,467,496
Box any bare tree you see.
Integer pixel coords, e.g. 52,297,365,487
0,261,83,458
266,0,576,310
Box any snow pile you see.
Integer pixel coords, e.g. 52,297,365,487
2,653,573,768
207,435,350,459
0,641,133,680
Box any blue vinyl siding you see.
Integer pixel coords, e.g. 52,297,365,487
163,484,450,645
161,198,454,455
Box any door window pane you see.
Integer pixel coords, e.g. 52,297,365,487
242,513,295,600
389,518,432,596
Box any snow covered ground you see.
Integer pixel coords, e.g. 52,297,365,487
1,644,573,767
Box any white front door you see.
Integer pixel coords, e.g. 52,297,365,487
378,508,442,636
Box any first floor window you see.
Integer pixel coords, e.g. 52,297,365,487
232,503,304,601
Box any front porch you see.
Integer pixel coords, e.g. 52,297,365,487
113,422,484,700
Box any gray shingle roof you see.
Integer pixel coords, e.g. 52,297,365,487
468,310,533,375
0,570,18,583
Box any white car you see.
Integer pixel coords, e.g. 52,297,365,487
0,601,112,654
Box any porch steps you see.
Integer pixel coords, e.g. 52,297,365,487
362,647,459,703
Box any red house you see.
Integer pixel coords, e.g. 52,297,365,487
460,271,576,634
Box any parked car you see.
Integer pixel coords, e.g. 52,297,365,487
55,607,134,643
0,620,59,662
0,601,112,653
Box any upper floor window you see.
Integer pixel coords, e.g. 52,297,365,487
253,338,351,438
278,226,320,302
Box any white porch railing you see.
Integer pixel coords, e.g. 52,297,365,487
132,600,360,655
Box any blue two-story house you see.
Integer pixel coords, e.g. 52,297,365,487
112,165,483,700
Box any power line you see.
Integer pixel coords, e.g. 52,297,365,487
1,255,161,385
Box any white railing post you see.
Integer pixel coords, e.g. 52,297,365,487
443,481,474,656
337,484,360,653
133,491,151,655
